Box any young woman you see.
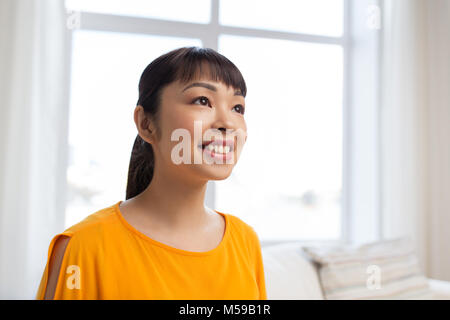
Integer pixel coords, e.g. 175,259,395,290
36,46,267,300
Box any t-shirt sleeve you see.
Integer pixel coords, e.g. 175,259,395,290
36,232,98,300
248,226,268,300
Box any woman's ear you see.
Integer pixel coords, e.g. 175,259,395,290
134,105,156,144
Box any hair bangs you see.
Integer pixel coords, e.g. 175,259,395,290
172,47,247,97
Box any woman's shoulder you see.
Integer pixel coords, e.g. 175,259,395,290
216,209,260,242
61,201,121,241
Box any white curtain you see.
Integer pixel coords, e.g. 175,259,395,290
381,0,450,280
0,0,70,299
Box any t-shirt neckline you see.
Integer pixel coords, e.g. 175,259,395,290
114,200,229,257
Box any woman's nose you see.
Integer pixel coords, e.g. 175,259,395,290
211,105,236,131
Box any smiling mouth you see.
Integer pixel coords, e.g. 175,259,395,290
198,139,235,154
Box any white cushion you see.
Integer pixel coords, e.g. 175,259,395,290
302,237,434,299
262,242,324,300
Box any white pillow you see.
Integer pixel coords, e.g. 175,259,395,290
262,242,324,299
302,237,434,300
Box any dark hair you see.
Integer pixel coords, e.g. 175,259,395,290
125,46,247,200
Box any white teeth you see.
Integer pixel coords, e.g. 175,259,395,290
205,144,232,154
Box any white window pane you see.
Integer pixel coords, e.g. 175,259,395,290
66,30,201,228
220,0,343,37
65,0,211,24
218,35,343,240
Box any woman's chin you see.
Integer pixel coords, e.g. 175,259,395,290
194,165,234,181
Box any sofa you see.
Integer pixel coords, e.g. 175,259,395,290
261,241,450,300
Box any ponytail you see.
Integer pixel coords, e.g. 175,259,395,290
125,134,155,200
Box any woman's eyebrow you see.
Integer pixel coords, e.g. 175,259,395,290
182,82,243,96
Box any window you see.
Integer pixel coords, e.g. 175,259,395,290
65,0,211,23
219,0,343,36
64,0,367,244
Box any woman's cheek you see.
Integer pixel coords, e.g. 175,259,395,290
169,108,200,131
166,113,205,154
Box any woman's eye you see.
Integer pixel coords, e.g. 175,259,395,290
192,97,244,114
192,96,210,106
233,104,245,115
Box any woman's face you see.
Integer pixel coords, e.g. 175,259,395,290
144,77,247,183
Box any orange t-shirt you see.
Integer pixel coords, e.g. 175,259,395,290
36,201,267,300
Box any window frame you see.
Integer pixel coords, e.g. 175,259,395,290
64,0,382,247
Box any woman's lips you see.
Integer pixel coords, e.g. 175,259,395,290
199,144,233,161
200,139,235,151
198,139,235,162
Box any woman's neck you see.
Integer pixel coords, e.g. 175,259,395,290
134,165,211,230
